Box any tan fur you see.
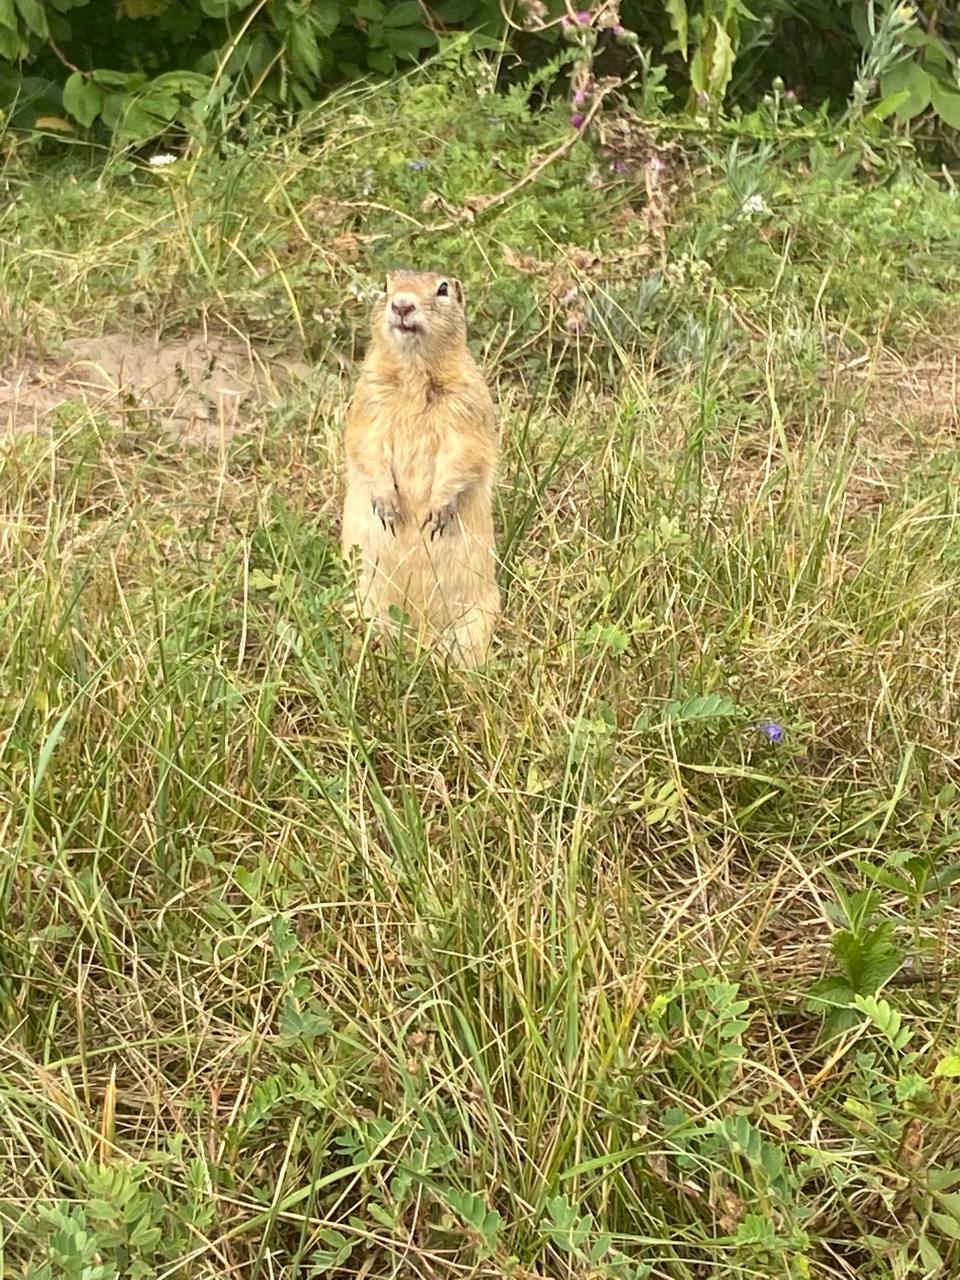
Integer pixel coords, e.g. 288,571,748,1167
341,270,500,665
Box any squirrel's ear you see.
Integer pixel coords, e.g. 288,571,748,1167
452,278,464,305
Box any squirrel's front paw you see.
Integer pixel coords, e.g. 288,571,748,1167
422,500,458,540
371,492,403,535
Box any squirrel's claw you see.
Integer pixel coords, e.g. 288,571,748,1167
422,501,458,540
372,493,403,535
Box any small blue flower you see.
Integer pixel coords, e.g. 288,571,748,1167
755,721,785,744
407,158,429,171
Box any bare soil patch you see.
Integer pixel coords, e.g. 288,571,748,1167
1,333,311,441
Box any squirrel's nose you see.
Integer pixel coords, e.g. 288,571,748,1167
391,300,416,320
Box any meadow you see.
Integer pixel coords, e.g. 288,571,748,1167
2,54,960,1280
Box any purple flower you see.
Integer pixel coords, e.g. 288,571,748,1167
755,721,785,744
571,112,586,128
576,9,592,23
573,88,587,107
611,160,629,174
407,158,429,171
785,89,797,103
612,24,625,35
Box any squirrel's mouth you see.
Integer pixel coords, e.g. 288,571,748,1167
389,316,423,335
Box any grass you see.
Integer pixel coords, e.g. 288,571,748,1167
2,56,960,1280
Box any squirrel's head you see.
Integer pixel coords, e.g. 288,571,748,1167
372,270,468,358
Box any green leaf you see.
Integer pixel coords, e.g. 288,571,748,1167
149,70,212,97
382,0,421,24
0,0,18,32
14,0,48,36
852,994,911,1049
930,1212,960,1242
935,1191,960,1223
198,0,248,15
934,1054,960,1079
918,1234,943,1273
287,21,321,79
0,26,25,56
309,1228,355,1274
433,0,481,19
92,69,143,88
707,17,735,99
352,0,383,17
62,71,103,127
868,89,910,121
832,922,903,994
880,59,931,121
312,0,340,36
931,82,960,130
115,98,171,139
385,24,437,57
665,0,688,59
366,46,395,72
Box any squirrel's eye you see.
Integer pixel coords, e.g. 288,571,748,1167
436,280,449,297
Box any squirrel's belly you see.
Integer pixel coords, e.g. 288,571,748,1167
390,430,437,515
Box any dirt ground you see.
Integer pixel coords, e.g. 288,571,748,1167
0,334,312,441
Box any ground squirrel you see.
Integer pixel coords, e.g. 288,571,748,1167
341,270,500,666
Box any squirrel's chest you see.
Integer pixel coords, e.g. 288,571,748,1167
385,399,445,498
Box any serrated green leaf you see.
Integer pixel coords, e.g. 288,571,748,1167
287,21,321,79
312,0,340,36
934,1054,960,1078
665,0,688,58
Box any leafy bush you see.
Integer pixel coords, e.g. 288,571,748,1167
0,0,958,149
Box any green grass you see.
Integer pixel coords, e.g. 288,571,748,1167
3,57,960,1280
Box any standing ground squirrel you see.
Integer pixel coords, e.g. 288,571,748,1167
341,270,500,666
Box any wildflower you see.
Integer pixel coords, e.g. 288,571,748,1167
407,158,429,171
612,160,629,174
573,88,587,107
785,89,797,103
571,112,586,129
576,8,592,22
148,153,177,167
741,193,769,216
755,721,785,744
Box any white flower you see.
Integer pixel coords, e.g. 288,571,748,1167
741,193,769,216
149,153,178,167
